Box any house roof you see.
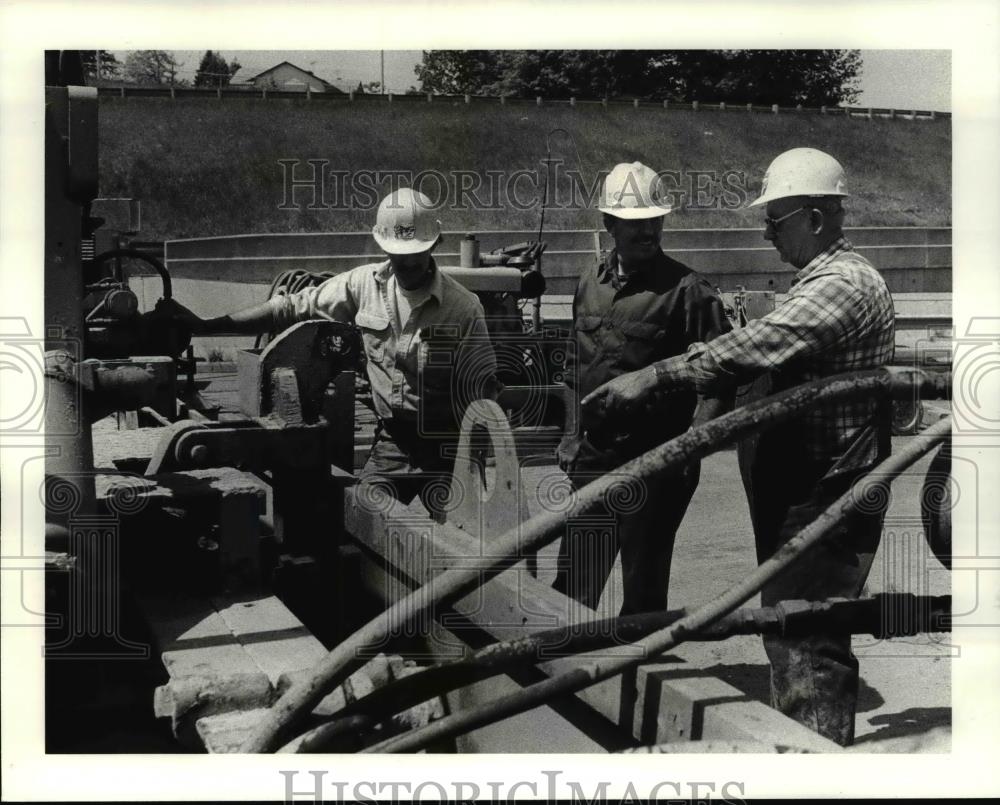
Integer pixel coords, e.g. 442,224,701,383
239,61,345,93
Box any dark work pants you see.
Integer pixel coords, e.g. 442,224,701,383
746,438,886,746
357,419,456,520
553,443,699,616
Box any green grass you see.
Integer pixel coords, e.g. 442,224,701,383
99,97,951,241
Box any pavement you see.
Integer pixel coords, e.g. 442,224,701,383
520,435,951,749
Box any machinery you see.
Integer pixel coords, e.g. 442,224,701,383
41,53,955,755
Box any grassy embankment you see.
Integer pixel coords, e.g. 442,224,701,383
99,97,951,241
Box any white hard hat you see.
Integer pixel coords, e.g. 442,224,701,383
749,148,848,208
598,161,673,219
372,188,441,254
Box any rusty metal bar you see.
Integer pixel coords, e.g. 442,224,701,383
240,367,949,752
363,417,952,753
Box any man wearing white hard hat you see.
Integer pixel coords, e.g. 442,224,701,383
167,188,498,507
581,148,895,746
553,161,732,617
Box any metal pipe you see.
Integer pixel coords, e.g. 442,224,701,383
531,252,543,332
439,266,523,293
239,367,949,752
363,417,952,753
284,593,950,752
45,86,99,527
92,248,173,300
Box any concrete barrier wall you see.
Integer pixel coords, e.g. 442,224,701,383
164,226,953,258
164,227,952,295
153,227,952,359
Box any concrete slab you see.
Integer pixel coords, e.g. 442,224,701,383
516,435,951,750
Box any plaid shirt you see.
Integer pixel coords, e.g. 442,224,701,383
654,237,895,465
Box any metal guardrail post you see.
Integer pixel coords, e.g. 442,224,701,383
89,85,950,117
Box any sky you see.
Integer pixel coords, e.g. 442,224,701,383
113,49,951,111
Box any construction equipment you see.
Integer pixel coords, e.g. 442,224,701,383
40,52,955,757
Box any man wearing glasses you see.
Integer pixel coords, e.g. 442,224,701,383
580,148,895,746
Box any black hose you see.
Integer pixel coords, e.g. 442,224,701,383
239,368,950,753
285,594,950,752
363,417,952,753
255,269,335,348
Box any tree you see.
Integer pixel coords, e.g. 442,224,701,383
194,50,242,88
80,50,121,82
482,51,677,100
415,50,862,106
665,50,862,106
414,50,505,95
123,50,182,86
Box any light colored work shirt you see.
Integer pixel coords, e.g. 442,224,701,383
268,259,498,424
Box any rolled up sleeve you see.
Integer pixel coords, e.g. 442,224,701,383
267,271,359,330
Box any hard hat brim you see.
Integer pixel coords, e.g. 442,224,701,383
748,189,848,208
372,227,439,255
597,203,673,220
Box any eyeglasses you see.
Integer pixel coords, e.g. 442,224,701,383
764,206,809,231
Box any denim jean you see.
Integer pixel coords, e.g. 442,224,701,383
745,435,887,746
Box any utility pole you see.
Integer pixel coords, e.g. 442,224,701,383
380,50,385,94
96,50,102,79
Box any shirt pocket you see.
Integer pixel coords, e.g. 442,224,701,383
575,315,603,333
618,320,665,369
573,315,605,364
355,311,392,364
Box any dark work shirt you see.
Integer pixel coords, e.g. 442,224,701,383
564,248,732,461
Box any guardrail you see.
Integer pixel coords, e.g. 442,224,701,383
121,227,951,360
96,86,951,119
155,227,951,296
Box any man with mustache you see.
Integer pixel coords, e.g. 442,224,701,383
553,161,732,616
579,149,896,746
164,187,498,513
